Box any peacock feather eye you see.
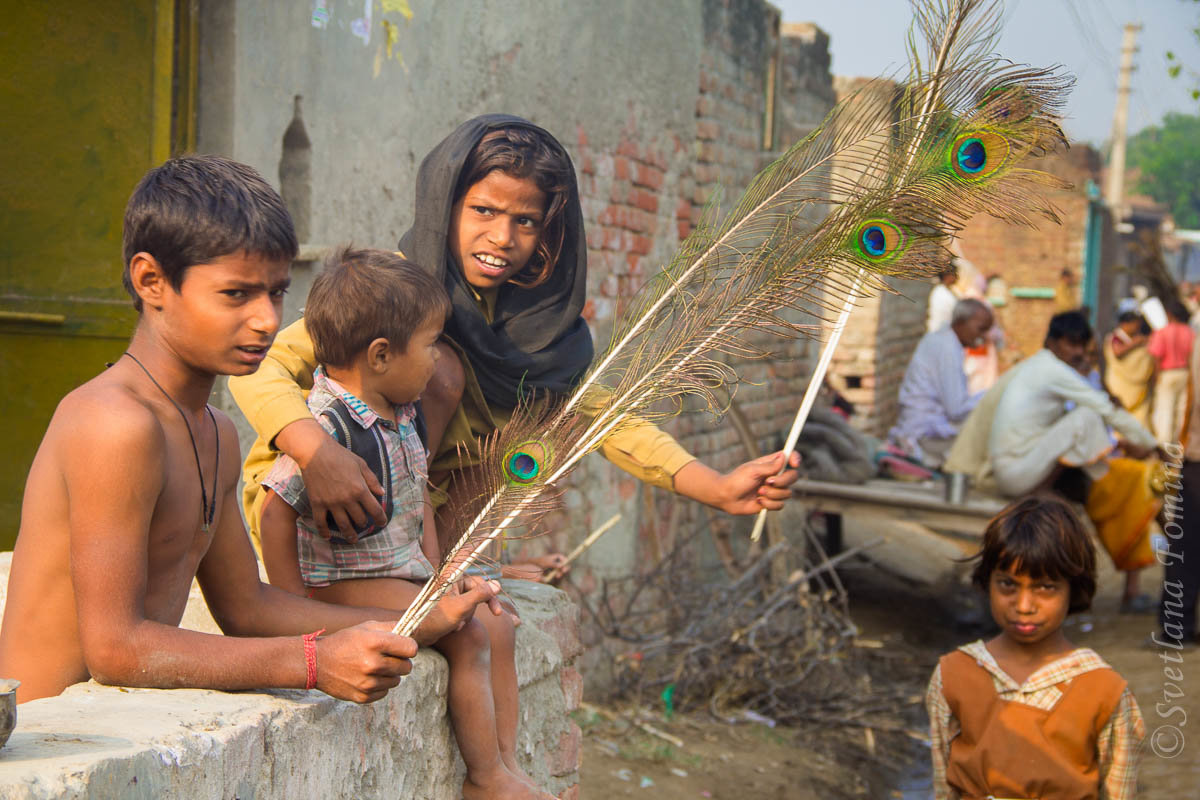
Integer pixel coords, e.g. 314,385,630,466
503,440,550,485
949,130,1010,180
853,218,906,263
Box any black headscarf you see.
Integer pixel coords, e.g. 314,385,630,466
398,114,593,409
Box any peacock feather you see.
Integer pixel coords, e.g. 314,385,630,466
393,0,1073,637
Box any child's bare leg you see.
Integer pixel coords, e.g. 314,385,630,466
475,604,523,774
437,620,542,799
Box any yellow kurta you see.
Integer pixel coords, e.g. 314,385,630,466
230,317,696,544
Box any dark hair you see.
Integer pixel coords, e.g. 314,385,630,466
122,155,298,312
1045,310,1093,346
969,495,1097,613
454,127,573,288
1117,310,1144,325
306,247,450,368
1165,298,1189,323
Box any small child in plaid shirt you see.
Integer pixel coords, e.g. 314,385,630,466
260,247,549,800
926,495,1144,800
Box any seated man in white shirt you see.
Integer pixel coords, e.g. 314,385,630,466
989,311,1158,495
988,311,1163,612
890,298,992,468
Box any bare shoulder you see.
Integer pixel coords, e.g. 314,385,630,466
50,375,167,470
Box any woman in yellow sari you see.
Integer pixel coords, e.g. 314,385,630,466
1103,312,1154,429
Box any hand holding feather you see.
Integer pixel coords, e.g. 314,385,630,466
675,450,802,514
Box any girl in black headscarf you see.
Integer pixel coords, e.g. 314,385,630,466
234,114,800,555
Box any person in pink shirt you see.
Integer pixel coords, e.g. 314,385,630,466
1147,299,1194,442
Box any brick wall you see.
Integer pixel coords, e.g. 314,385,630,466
566,0,835,492
956,146,1101,358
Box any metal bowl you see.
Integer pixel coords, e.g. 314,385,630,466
0,680,18,750
943,471,970,505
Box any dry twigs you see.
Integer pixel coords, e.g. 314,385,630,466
579,515,918,729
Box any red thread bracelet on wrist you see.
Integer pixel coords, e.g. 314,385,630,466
304,628,325,690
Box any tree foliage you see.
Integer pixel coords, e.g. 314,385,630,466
1165,0,1200,101
1127,112,1200,228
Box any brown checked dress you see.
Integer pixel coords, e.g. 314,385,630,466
925,641,1144,800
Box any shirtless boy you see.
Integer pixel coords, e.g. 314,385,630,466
0,155,497,704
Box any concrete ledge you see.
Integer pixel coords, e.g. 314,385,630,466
0,559,581,799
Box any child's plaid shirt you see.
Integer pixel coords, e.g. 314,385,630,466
925,640,1144,800
262,369,434,587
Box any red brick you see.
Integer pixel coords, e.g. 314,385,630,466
575,124,588,148
586,227,603,250
613,156,630,181
633,163,665,191
581,299,596,322
696,119,719,140
692,163,718,185
602,228,624,251
539,606,583,660
630,235,653,255
558,665,582,709
675,198,692,220
630,188,659,214
548,724,582,777
677,220,692,240
609,180,628,205
580,154,594,175
647,148,670,170
617,139,640,158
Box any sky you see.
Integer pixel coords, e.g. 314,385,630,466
774,0,1200,145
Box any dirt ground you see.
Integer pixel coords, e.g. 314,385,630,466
577,548,1199,799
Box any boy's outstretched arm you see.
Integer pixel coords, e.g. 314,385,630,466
673,450,802,515
68,402,414,703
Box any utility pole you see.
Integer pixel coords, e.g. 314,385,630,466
1105,23,1141,217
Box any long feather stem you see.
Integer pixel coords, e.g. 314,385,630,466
749,0,976,541
749,275,864,541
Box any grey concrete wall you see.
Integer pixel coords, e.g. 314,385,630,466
0,553,583,800
198,0,701,250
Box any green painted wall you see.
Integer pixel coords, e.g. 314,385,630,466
0,1,175,549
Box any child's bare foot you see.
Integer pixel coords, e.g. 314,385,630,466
497,756,536,790
462,765,551,800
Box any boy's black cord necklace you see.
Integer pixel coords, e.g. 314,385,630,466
122,352,219,532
